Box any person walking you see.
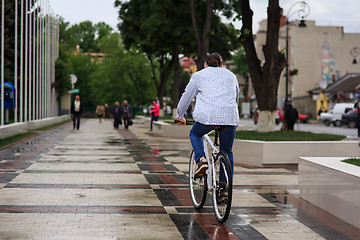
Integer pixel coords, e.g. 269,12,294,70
96,103,105,123
150,99,160,131
175,52,239,185
354,96,360,142
112,101,121,129
70,95,84,130
104,103,111,121
121,100,132,129
284,103,299,130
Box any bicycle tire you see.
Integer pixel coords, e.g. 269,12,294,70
212,151,233,223
189,150,207,210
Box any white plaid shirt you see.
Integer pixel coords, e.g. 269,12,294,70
177,67,239,126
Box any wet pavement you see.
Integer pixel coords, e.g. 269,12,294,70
0,119,359,239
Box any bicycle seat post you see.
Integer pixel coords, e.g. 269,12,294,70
214,127,220,146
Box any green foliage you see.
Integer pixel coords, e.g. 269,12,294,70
59,19,114,53
53,59,71,102
342,158,360,167
67,53,98,107
209,16,241,60
232,48,248,77
88,33,155,107
35,119,71,131
115,0,240,106
0,132,37,149
0,120,70,148
234,131,346,141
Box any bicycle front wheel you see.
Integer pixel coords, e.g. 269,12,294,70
189,150,207,210
212,151,233,223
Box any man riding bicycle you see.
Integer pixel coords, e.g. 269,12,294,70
175,53,239,202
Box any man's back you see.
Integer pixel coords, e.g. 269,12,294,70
190,67,239,126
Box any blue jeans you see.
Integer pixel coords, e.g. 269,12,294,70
150,114,158,131
189,122,235,182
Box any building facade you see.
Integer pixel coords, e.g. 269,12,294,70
255,18,360,117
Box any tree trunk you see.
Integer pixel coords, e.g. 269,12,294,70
257,110,276,132
189,0,213,71
147,54,171,108
172,42,180,107
239,0,286,132
157,56,172,108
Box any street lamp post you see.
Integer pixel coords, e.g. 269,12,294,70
285,1,310,104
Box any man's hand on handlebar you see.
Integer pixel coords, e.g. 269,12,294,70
175,118,186,125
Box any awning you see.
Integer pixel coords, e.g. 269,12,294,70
325,73,360,93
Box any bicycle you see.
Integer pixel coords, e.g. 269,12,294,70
175,119,233,223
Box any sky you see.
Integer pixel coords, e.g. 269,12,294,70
48,0,360,34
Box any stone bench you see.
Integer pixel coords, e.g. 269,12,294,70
0,115,70,139
233,140,358,167
299,157,360,229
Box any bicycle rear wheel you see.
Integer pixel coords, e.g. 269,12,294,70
189,150,207,210
212,151,233,223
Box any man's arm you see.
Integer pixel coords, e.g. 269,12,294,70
176,77,198,119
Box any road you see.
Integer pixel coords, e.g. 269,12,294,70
239,118,358,139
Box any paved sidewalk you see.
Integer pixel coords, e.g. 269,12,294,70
0,118,359,239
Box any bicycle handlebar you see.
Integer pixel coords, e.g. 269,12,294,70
174,119,195,125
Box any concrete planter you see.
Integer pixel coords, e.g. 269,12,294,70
233,140,358,167
0,122,28,139
151,120,250,138
299,157,360,229
27,115,70,130
135,116,147,126
153,121,192,138
0,115,70,139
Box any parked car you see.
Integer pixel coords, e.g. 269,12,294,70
341,109,358,128
277,109,310,123
319,112,332,126
331,103,354,127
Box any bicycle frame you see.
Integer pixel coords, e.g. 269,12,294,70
202,134,218,191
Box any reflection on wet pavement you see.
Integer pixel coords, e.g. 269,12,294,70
0,118,358,239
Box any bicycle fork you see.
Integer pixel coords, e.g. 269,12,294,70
203,137,218,192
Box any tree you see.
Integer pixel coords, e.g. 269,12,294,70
232,48,249,98
189,0,213,71
61,20,113,53
235,0,286,132
89,33,155,107
115,0,239,108
67,53,98,107
53,59,71,106
115,0,193,108
189,0,237,70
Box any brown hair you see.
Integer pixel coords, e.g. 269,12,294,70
206,52,223,67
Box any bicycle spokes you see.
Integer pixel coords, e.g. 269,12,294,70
213,151,232,223
189,151,207,209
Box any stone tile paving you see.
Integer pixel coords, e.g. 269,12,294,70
0,118,358,239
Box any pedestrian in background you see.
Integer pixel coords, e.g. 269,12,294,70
70,95,83,130
354,96,360,142
96,103,105,123
284,103,299,130
150,99,160,131
112,101,121,129
121,100,132,129
104,103,111,121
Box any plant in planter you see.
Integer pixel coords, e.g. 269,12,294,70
342,157,360,167
289,69,298,76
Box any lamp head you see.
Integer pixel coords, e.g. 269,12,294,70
298,19,307,27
